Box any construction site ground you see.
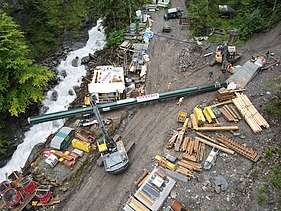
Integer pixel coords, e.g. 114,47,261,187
61,1,281,210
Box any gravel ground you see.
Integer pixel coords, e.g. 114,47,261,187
61,1,281,210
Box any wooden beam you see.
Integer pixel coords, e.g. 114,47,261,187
196,132,227,147
211,100,233,107
195,137,235,154
195,126,239,131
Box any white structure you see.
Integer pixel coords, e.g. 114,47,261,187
88,66,126,102
152,0,170,7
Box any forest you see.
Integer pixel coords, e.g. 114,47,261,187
0,0,280,156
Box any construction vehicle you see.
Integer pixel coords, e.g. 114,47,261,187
210,42,241,72
90,97,130,174
209,30,241,72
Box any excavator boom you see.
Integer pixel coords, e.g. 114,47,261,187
90,96,130,174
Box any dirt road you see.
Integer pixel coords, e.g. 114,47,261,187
63,1,281,210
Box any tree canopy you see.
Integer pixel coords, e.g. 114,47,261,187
187,0,281,40
0,13,54,116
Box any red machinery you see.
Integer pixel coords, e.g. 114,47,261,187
20,176,37,194
2,188,22,208
35,185,53,204
0,181,11,196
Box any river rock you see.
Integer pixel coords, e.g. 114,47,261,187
68,89,74,95
81,55,91,64
72,57,79,67
40,106,49,115
60,70,67,78
51,91,58,101
23,143,45,171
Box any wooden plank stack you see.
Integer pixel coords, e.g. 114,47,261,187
179,137,205,162
233,93,269,133
220,105,240,122
217,88,244,102
174,136,206,178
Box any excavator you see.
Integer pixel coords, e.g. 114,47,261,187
210,42,240,73
210,30,242,73
90,96,130,174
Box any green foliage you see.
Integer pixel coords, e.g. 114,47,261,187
255,147,281,206
265,76,281,117
257,184,268,205
107,29,125,47
270,165,281,190
187,0,281,42
264,147,273,159
21,0,97,56
0,13,54,116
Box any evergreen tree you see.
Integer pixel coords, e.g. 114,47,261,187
0,13,54,116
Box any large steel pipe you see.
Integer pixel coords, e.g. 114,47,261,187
28,81,227,124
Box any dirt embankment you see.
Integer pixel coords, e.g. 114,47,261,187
62,1,281,211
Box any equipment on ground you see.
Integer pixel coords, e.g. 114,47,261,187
177,111,187,123
90,97,130,174
210,42,241,72
164,8,182,20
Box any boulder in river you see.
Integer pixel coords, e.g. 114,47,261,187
51,91,58,101
72,56,79,67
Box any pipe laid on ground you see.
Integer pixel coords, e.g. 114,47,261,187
28,81,227,124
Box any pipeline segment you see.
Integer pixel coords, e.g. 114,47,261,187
28,81,227,124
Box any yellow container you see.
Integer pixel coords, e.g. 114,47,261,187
194,107,206,125
72,139,91,152
203,106,216,123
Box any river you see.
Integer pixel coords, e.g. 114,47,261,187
0,19,106,181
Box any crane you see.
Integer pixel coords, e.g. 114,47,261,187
90,96,130,174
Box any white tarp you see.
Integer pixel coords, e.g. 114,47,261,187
88,66,126,93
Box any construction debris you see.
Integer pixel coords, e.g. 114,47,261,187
217,134,260,162
195,137,234,155
195,125,239,131
233,93,269,133
216,88,245,102
124,167,176,211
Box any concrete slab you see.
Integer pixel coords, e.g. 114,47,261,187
227,60,261,88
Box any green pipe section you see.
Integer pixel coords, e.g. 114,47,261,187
28,81,227,124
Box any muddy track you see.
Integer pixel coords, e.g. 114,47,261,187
63,1,281,210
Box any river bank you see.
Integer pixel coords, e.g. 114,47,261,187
0,18,100,169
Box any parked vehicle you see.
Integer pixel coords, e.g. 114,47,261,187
164,8,182,20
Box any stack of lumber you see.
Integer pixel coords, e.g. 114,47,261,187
179,137,205,162
175,136,205,178
191,111,238,131
217,88,245,102
220,104,241,122
233,93,269,133
217,134,260,162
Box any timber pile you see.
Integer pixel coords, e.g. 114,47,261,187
220,105,241,122
233,93,269,133
217,88,245,102
176,136,206,178
217,134,260,162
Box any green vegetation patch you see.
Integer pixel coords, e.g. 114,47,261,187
187,0,281,43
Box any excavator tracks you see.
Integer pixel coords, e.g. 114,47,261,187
217,134,260,162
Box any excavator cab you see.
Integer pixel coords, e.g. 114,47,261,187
97,138,108,153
